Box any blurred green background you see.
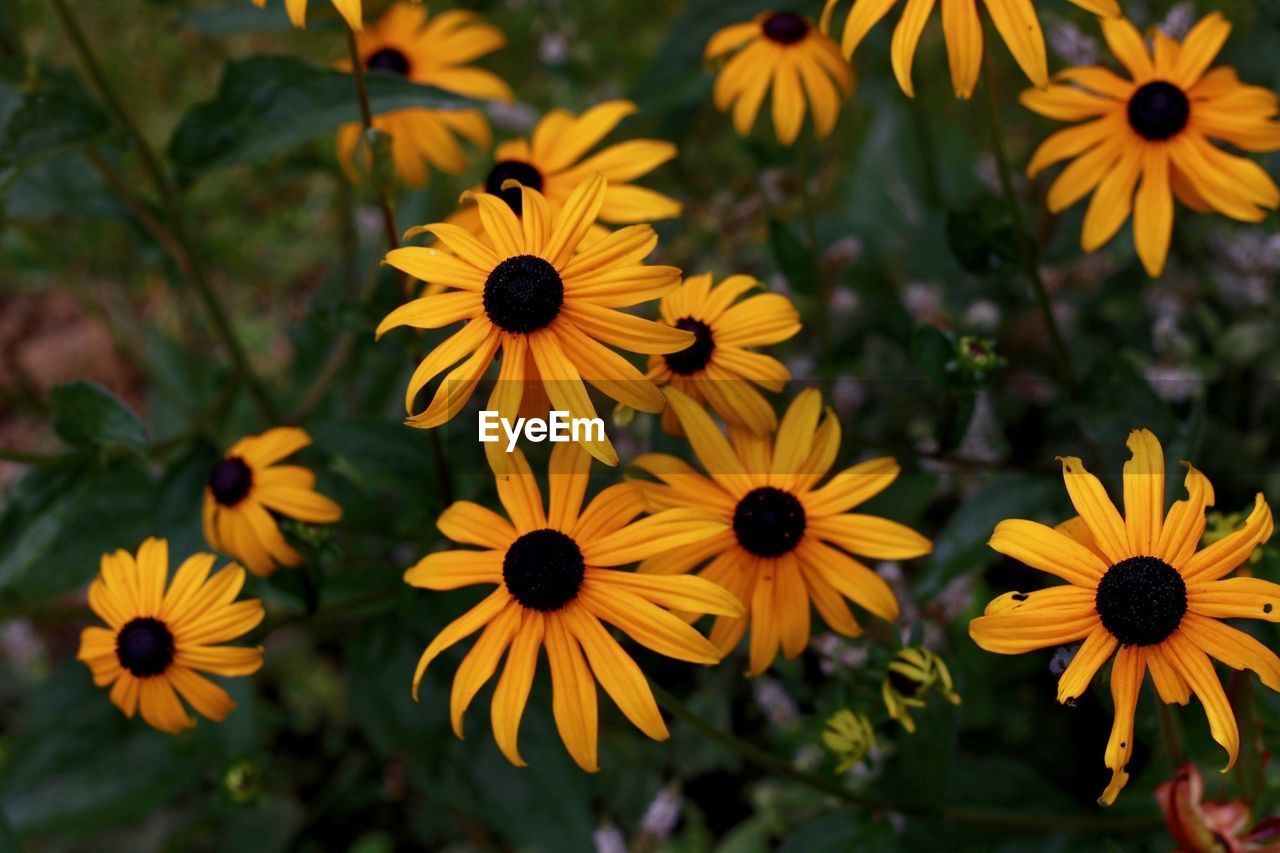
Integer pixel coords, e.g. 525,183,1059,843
2,0,1279,849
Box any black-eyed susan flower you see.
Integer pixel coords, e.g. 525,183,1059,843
203,427,343,578
820,0,1119,99
647,274,800,435
337,4,512,188
822,709,876,771
706,11,853,146
405,443,743,771
253,0,361,32
881,646,960,732
634,387,932,675
970,429,1279,804
77,538,264,734
380,176,690,467
452,100,681,241
1023,13,1280,277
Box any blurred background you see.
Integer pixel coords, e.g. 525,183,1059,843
2,0,1279,849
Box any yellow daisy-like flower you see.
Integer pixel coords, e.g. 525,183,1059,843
77,538,265,734
406,443,743,771
337,4,513,188
706,11,854,146
451,100,681,242
969,429,1278,804
378,175,691,467
203,427,343,578
1023,13,1280,278
881,646,961,732
821,0,1119,99
634,387,933,675
253,0,360,32
646,273,800,435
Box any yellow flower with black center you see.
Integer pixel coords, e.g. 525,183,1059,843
253,0,360,32
821,0,1118,99
822,709,876,771
406,443,742,771
634,387,932,675
1023,13,1280,278
203,427,343,578
706,11,854,146
646,273,800,435
969,429,1278,805
451,100,681,243
337,4,513,188
77,538,264,733
881,646,961,732
379,175,690,467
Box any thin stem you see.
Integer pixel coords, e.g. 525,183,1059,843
906,93,943,208
979,57,1077,394
796,145,831,395
345,26,400,252
1154,684,1182,766
343,23,453,506
53,0,280,424
652,684,1160,834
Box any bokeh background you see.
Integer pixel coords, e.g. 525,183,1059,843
2,0,1279,849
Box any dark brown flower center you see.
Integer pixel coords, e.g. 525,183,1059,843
483,255,564,333
485,160,545,216
762,11,809,45
366,47,411,77
209,457,253,507
1095,555,1187,646
733,486,806,557
1127,81,1190,141
663,317,715,375
116,617,176,677
503,528,585,611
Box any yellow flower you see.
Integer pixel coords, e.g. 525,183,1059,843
405,443,742,771
634,387,932,675
646,273,800,435
337,4,513,188
881,646,961,732
253,0,361,32
822,709,876,771
203,427,343,578
451,100,681,242
77,538,264,733
969,429,1278,804
821,0,1118,99
1023,13,1280,277
378,175,690,467
706,11,853,146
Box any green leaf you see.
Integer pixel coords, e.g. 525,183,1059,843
175,0,295,36
0,76,113,191
0,458,153,600
168,55,476,180
50,381,148,453
0,0,27,84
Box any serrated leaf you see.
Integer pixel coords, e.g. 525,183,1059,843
50,381,148,453
167,55,477,180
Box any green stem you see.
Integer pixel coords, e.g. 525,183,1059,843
343,24,453,507
979,57,1078,394
345,25,400,253
1154,685,1182,766
52,0,280,424
906,93,944,208
796,145,831,395
652,684,1161,834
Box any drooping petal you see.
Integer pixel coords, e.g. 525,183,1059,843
1098,645,1145,805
